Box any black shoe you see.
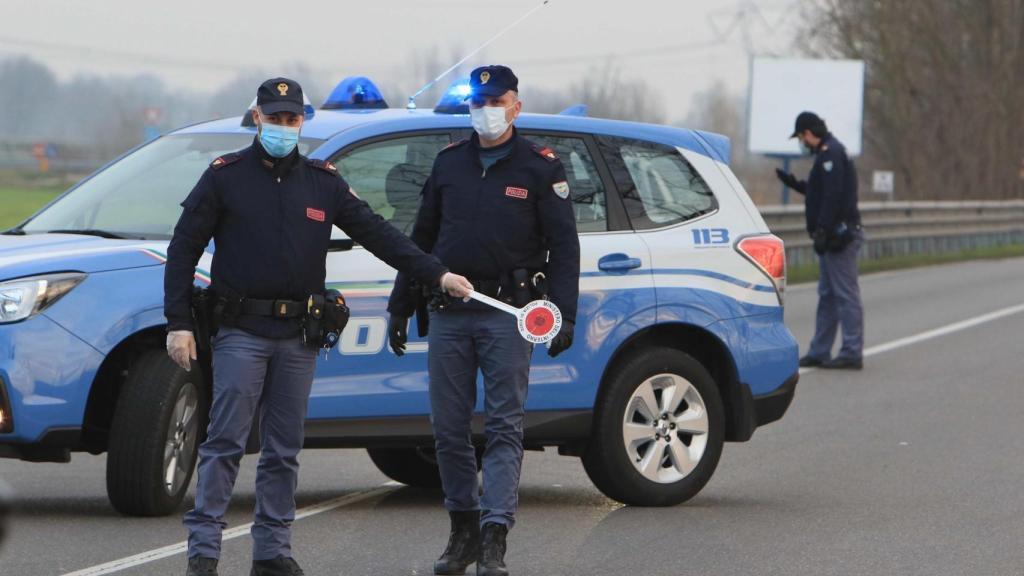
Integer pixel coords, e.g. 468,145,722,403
821,356,863,370
477,522,509,576
435,510,481,575
186,556,218,576
799,355,825,367
250,556,304,576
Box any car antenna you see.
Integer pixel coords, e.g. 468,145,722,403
406,0,551,110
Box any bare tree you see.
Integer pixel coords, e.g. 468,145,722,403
804,0,1024,200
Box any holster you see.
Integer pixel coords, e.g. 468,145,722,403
302,289,350,350
190,286,215,352
412,280,430,338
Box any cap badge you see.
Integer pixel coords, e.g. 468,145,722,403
277,82,289,96
480,71,491,84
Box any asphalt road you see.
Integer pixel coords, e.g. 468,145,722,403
2,257,1024,576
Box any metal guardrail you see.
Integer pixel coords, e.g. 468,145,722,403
761,201,1024,267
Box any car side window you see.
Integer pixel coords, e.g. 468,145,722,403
331,133,452,236
597,136,717,230
523,133,608,233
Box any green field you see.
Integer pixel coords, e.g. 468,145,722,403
0,186,65,229
788,243,1024,285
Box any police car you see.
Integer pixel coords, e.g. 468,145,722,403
0,77,798,516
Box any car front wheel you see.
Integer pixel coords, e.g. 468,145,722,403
106,350,207,516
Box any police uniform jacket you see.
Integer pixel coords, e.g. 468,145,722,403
165,139,448,338
804,134,861,236
387,129,581,324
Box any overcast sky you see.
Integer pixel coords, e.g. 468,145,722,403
2,0,801,123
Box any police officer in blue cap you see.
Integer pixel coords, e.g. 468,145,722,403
387,65,580,575
776,111,864,370
165,77,472,576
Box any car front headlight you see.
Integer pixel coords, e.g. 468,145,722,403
0,273,87,324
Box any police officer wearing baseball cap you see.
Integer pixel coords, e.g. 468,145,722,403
387,65,580,576
776,111,864,370
166,77,473,576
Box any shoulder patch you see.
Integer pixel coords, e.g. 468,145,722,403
307,158,339,175
552,180,570,200
532,145,559,162
210,153,241,170
438,139,469,154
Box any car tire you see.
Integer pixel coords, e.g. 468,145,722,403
582,347,724,506
367,447,443,488
106,350,207,516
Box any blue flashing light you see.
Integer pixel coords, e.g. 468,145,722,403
322,76,388,110
434,77,472,114
559,104,589,117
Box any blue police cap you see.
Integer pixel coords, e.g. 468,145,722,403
257,77,305,116
469,65,519,98
790,111,825,138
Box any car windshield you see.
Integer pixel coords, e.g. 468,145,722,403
19,133,323,240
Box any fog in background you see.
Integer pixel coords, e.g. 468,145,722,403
2,0,1021,203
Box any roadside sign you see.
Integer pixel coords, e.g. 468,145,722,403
873,170,895,194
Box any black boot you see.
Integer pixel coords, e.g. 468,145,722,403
250,556,304,576
477,522,509,576
435,510,481,575
186,556,218,576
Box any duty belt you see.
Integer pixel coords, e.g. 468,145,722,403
467,278,502,299
239,298,305,318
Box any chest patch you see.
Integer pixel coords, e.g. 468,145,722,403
505,186,529,200
823,160,834,172
306,207,326,222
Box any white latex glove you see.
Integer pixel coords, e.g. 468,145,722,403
440,272,474,301
166,330,197,372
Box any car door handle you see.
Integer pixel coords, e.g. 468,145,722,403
598,253,642,272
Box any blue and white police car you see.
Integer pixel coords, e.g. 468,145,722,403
0,77,798,516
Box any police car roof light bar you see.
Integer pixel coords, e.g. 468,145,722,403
322,76,388,110
467,290,563,344
434,78,473,114
406,0,551,110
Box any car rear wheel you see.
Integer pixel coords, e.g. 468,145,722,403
106,350,207,516
367,447,443,488
367,446,485,488
582,347,724,506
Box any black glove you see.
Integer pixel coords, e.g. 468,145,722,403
812,228,828,256
388,314,408,357
547,320,574,358
775,169,806,195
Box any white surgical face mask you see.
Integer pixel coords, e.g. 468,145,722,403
470,105,513,141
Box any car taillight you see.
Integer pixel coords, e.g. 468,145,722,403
736,235,786,301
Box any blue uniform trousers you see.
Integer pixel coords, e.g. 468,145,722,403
428,307,533,528
807,230,865,361
184,327,316,560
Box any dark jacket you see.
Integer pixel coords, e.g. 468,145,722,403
165,140,447,338
800,133,861,235
387,129,581,324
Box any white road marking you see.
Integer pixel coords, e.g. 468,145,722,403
60,482,400,576
799,302,1024,374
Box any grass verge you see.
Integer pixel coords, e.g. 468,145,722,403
788,243,1024,285
0,186,65,229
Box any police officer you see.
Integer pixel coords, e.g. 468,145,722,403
387,65,580,575
165,77,472,576
776,111,865,370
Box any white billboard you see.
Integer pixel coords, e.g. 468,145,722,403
748,58,865,157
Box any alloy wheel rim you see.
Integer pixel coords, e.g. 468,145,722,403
622,373,709,483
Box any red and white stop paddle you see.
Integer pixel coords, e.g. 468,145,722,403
467,291,563,344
